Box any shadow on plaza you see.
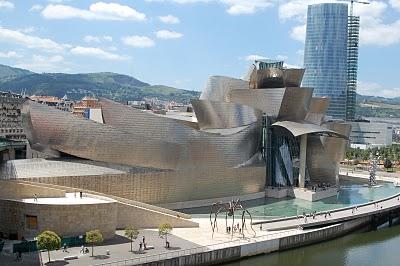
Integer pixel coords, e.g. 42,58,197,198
92,254,110,260
95,234,130,247
44,260,69,266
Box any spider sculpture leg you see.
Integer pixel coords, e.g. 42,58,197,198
241,210,246,237
225,211,228,233
215,207,224,232
245,209,256,237
210,205,215,236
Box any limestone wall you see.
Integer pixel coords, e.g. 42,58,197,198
21,166,266,205
16,181,198,229
0,199,118,240
0,180,65,199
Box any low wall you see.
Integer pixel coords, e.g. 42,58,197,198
0,180,65,199
138,246,241,266
117,203,198,229
278,216,371,250
160,192,266,210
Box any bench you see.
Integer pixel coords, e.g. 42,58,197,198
64,255,78,260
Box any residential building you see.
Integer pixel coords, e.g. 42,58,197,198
29,95,73,112
0,92,27,161
72,96,103,123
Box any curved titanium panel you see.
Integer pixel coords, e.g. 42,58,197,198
307,121,351,184
278,87,314,121
271,120,348,139
229,88,286,116
282,69,305,87
199,76,249,102
254,68,285,89
191,100,260,129
99,99,263,169
24,100,263,170
305,97,330,125
23,101,182,170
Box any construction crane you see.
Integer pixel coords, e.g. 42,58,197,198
342,0,370,17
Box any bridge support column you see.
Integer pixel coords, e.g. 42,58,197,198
299,134,307,189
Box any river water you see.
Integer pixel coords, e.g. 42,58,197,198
224,223,400,266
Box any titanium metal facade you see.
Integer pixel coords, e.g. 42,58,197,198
346,16,360,120
303,3,348,120
20,62,351,204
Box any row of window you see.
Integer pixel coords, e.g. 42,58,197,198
0,128,24,134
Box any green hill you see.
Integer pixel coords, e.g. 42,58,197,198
0,64,200,103
0,64,33,81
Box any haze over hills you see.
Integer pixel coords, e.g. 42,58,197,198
0,64,200,104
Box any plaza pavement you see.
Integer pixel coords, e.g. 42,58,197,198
0,217,300,266
38,229,200,266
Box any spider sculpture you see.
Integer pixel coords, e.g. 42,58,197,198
209,199,256,238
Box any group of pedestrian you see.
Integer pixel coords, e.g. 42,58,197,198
226,223,243,234
139,236,146,251
324,211,332,219
80,245,89,254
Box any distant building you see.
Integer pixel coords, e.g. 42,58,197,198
346,15,360,120
72,96,103,123
255,59,284,70
0,92,27,161
350,121,393,149
29,95,73,112
303,3,349,120
0,92,26,141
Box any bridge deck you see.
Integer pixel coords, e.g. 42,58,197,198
253,193,400,231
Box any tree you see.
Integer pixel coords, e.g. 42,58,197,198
85,230,103,257
124,226,139,252
36,231,61,263
384,158,393,171
158,223,173,248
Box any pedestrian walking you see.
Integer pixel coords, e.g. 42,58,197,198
33,194,38,202
80,191,83,198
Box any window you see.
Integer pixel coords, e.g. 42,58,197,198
26,215,38,230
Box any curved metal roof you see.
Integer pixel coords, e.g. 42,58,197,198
271,121,348,139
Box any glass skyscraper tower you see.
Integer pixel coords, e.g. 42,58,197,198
302,3,349,120
346,15,360,120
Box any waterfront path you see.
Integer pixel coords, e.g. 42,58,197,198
253,192,400,231
340,168,400,183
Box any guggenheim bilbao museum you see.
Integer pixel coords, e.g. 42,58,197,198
0,60,351,239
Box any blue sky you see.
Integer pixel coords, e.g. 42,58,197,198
0,0,399,97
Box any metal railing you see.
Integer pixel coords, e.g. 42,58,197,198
92,229,299,266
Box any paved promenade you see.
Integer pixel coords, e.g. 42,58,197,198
254,192,400,231
340,168,400,183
